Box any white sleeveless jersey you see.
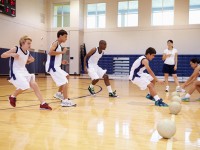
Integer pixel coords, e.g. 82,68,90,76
129,56,147,80
46,42,62,72
9,46,30,80
87,47,104,66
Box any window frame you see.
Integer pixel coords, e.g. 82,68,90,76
118,0,139,27
53,3,70,28
86,3,106,29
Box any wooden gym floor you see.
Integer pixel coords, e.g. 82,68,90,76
0,76,199,150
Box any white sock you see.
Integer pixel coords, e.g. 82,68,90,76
57,92,61,95
42,101,46,105
181,88,186,93
185,93,190,98
11,95,15,98
90,84,94,88
153,95,160,101
166,86,169,89
107,85,113,93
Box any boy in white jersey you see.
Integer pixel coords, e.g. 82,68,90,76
181,58,200,101
162,40,181,92
84,40,118,97
1,36,52,110
46,29,76,107
129,47,168,107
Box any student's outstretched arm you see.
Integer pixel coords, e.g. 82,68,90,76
142,59,163,83
27,55,35,64
182,66,200,88
84,48,96,74
1,47,19,59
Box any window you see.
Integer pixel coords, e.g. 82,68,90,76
118,1,138,27
53,3,70,28
152,0,174,26
87,3,106,28
189,0,200,24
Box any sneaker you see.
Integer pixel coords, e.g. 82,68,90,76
54,93,64,100
40,103,52,110
155,99,168,107
109,90,118,97
165,86,169,92
176,86,181,92
181,97,190,102
61,100,77,107
9,96,16,107
88,86,95,95
146,94,155,101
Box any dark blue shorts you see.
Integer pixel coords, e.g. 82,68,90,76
162,64,177,75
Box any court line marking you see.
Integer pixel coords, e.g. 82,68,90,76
0,82,91,97
166,114,175,150
0,85,102,110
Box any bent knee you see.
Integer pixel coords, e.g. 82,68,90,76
103,74,109,79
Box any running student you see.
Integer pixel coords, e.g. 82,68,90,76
181,58,200,101
129,47,168,107
1,35,52,110
46,29,76,107
162,40,181,92
84,40,118,97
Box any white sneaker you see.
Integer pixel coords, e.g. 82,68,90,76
61,100,76,107
54,93,64,100
165,86,169,92
176,86,181,92
176,86,186,93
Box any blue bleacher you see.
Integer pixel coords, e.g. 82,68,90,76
98,54,200,77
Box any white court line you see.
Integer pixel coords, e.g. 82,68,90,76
166,115,175,150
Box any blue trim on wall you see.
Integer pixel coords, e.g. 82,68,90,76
98,54,200,77
0,48,47,75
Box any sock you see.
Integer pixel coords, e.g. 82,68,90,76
90,84,94,88
57,92,61,95
185,93,190,98
153,95,160,101
166,86,169,89
42,101,46,105
107,85,113,93
181,88,186,93
11,95,15,98
176,86,180,90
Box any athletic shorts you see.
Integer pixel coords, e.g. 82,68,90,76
9,73,35,90
162,64,177,75
88,64,107,80
49,67,69,87
131,73,154,90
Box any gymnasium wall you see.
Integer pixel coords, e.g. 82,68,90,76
46,0,84,74
83,0,200,55
0,0,48,51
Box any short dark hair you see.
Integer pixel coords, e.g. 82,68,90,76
190,58,200,64
99,40,106,45
57,29,68,38
145,47,156,55
167,40,173,44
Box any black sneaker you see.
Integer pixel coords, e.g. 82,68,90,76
146,94,155,101
155,99,168,107
88,86,95,95
109,90,118,97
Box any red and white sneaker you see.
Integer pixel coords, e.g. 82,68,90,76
9,96,16,107
40,103,52,110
